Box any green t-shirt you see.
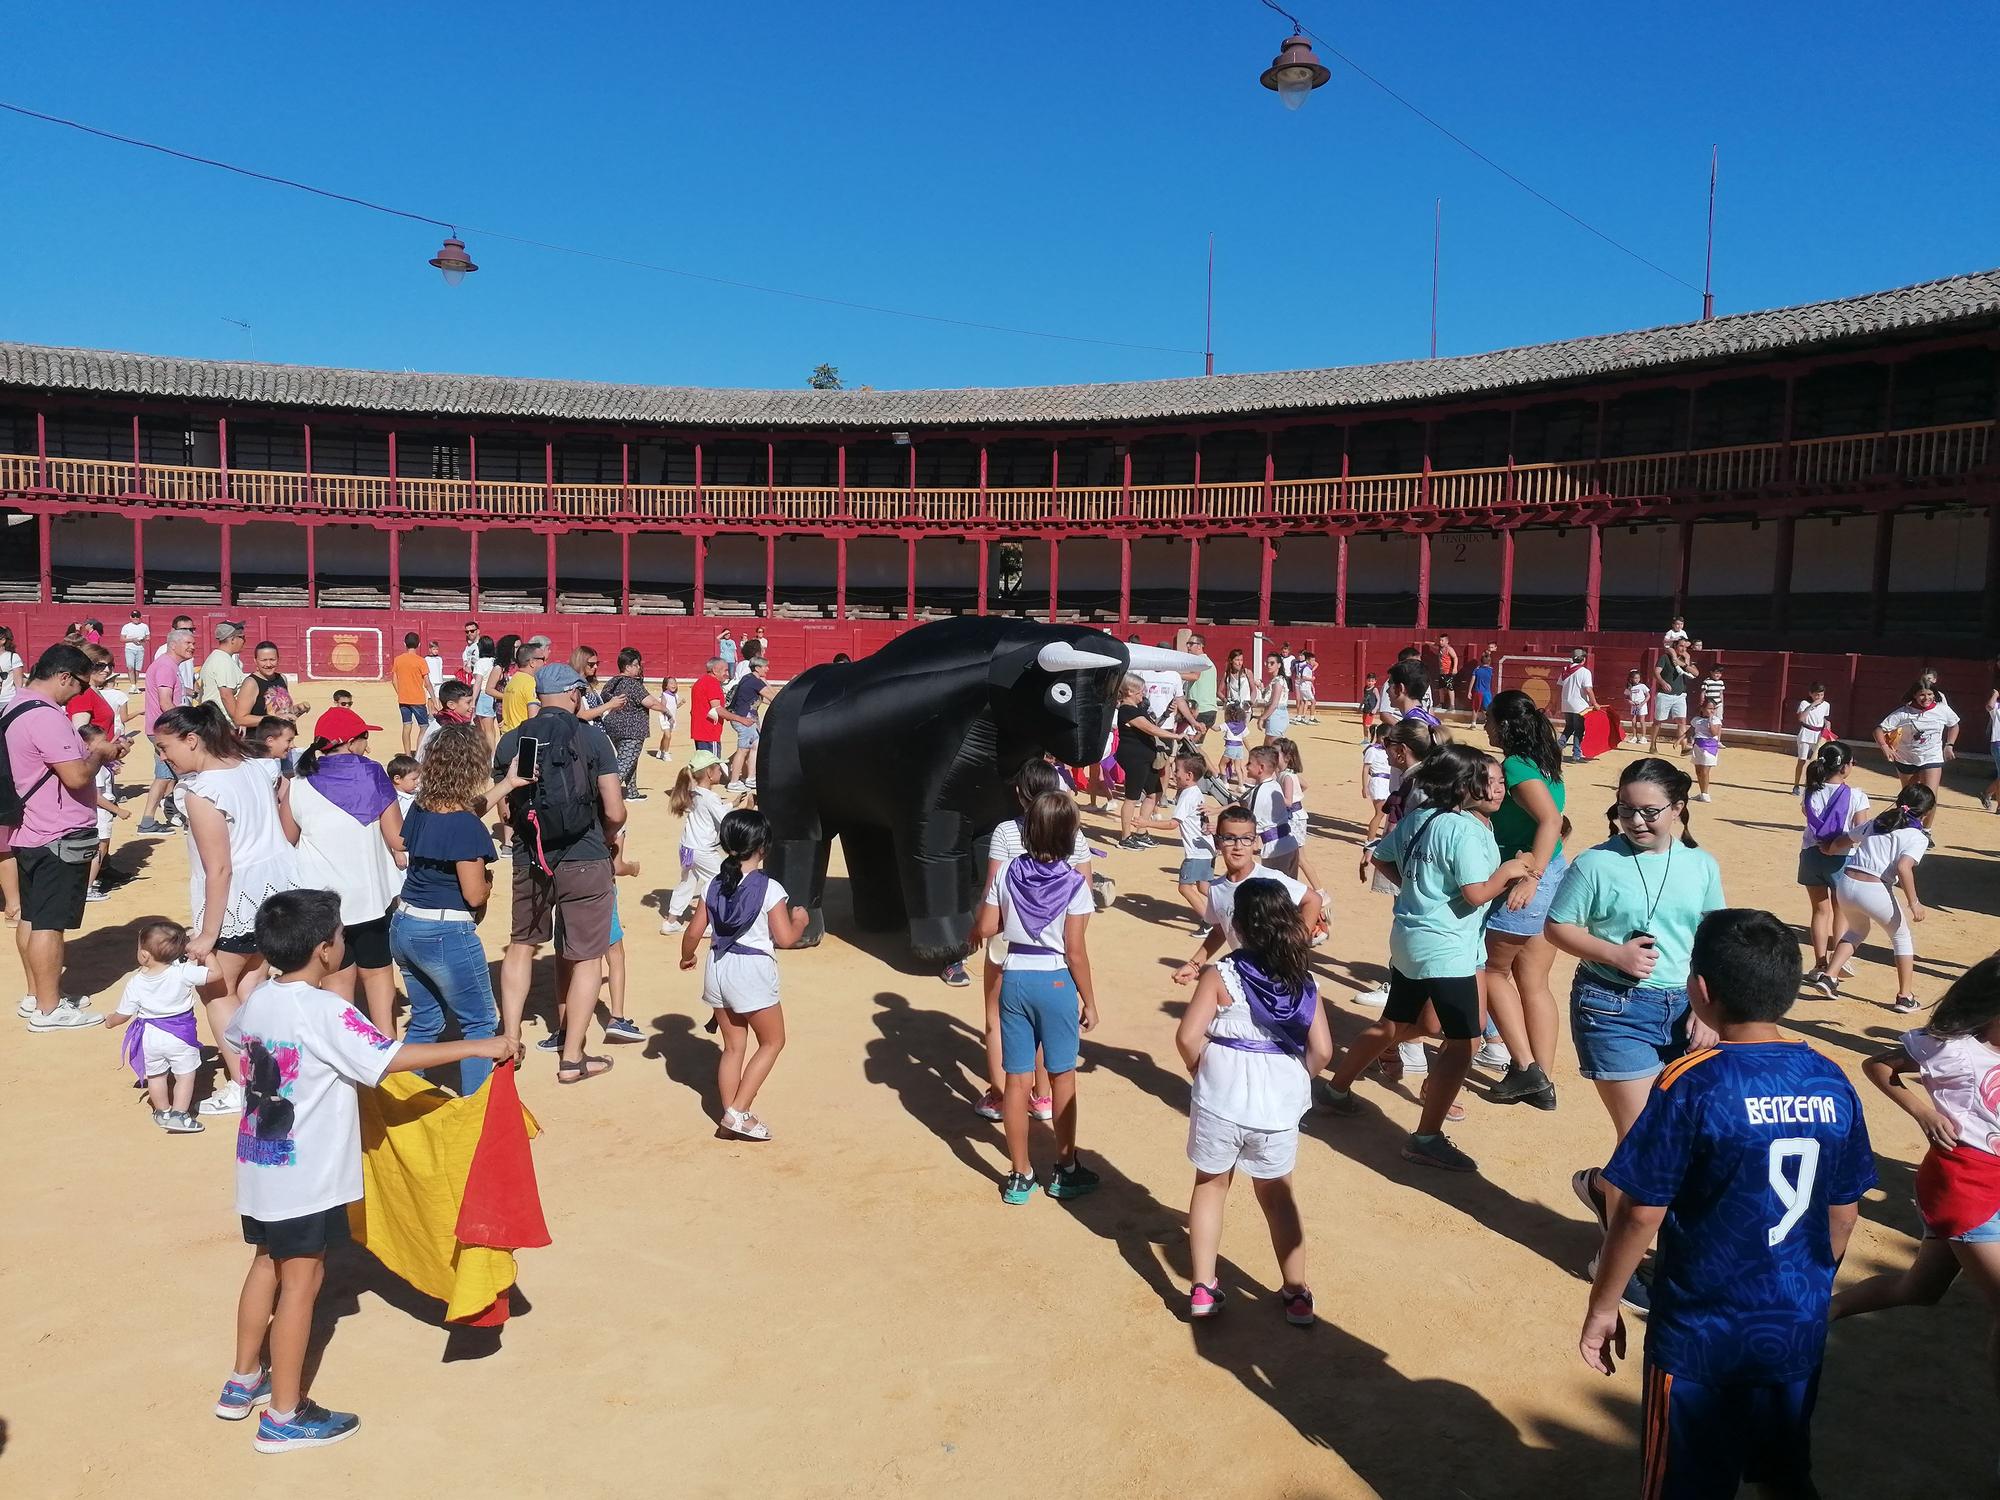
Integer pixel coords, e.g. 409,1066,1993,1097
1546,837,1725,989
1491,754,1565,862
1379,808,1501,979
1187,659,1219,714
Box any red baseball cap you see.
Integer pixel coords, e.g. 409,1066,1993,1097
313,706,383,745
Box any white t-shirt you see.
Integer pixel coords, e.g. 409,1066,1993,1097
1266,677,1292,715
984,857,1094,971
1249,778,1299,857
182,758,296,940
1844,824,1930,880
1626,683,1651,711
1191,960,1313,1131
1904,1028,2000,1158
225,978,401,1221
1173,784,1213,859
94,763,117,838
702,876,789,1013
1988,696,2000,745
289,772,402,926
1559,666,1594,714
1800,783,1871,850
425,652,446,688
1362,744,1391,795
100,684,130,729
986,817,1092,868
1140,671,1181,720
1798,700,1831,732
1663,628,1689,649
680,784,731,854
120,621,150,646
1879,703,1960,766
0,650,20,705
116,960,211,1019
461,641,481,678
1205,865,1310,949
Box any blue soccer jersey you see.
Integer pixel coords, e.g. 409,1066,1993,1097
1603,1041,1876,1385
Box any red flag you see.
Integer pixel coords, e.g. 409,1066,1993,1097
456,1062,551,1250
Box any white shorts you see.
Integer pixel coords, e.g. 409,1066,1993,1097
96,808,114,840
1187,1103,1299,1179
139,1021,202,1076
1654,694,1688,722
1796,729,1824,760
702,950,781,1015
1364,775,1390,803
1691,746,1719,768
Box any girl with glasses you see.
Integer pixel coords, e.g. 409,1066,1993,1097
1546,757,1725,1315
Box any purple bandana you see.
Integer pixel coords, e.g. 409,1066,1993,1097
121,1009,201,1081
1223,952,1318,1056
1804,783,1855,845
705,870,771,959
1006,857,1084,941
307,754,396,825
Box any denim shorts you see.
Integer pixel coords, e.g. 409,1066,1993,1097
1945,1205,2000,1244
475,693,497,719
400,703,430,726
1178,857,1215,885
999,967,1081,1075
734,722,759,749
1796,846,1848,887
1486,850,1568,938
1569,971,1691,1082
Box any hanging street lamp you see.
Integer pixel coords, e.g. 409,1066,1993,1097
1260,33,1330,111
428,234,479,286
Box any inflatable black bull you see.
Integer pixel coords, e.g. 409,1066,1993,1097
755,618,1204,964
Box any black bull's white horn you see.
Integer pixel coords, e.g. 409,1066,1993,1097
1036,641,1123,672
1124,645,1210,674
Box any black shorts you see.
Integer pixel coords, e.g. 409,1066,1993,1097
215,933,261,956
15,838,91,932
1383,968,1484,1040
1197,711,1217,729
341,914,393,970
1117,756,1158,799
242,1204,352,1258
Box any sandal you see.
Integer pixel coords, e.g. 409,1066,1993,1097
720,1107,771,1141
556,1054,613,1084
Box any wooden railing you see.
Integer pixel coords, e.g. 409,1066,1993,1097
1,419,1990,527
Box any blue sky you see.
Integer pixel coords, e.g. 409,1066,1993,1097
4,1,1996,393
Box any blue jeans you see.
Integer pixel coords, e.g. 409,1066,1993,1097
390,911,498,1095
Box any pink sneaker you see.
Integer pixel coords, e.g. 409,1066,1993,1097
1189,1282,1225,1319
1282,1286,1316,1327
973,1090,1003,1121
1029,1094,1054,1122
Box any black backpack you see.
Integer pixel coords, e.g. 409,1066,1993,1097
518,712,602,860
0,698,59,830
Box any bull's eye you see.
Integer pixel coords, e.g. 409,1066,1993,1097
1049,682,1074,706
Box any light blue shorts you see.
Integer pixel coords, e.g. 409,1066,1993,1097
734,722,759,750
475,693,497,719
1570,973,1691,1083
1486,851,1568,938
1932,1204,2000,1244
1178,857,1215,886
999,968,1080,1076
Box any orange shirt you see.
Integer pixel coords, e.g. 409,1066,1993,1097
392,650,431,706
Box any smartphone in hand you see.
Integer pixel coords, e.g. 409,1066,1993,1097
515,737,539,779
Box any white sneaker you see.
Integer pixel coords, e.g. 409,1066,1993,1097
27,999,103,1031
18,993,91,1019
1353,985,1391,1010
1692,792,1712,803
660,917,687,935
1397,1041,1429,1075
198,1080,244,1115
726,781,747,793
1473,1041,1512,1072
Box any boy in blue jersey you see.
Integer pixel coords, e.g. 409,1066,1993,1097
1579,907,1876,1499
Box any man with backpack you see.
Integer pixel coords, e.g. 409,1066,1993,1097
492,662,626,1083
7,643,129,1030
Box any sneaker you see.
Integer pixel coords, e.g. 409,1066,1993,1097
1281,1286,1316,1327
624,790,648,802
1588,1254,1653,1316
1000,1171,1038,1205
1472,1041,1512,1073
1189,1282,1225,1319
28,1000,104,1031
214,1368,272,1420
1118,835,1149,851
659,917,687,935
136,816,166,833
720,1107,771,1141
1402,1132,1478,1173
86,884,110,903
973,1090,1003,1121
1397,1041,1429,1076
17,993,91,1018
1810,972,1840,1000
1316,1080,1361,1116
164,1110,205,1134
1134,834,1156,848
602,1016,645,1043
1029,1093,1054,1122
198,1080,244,1115
1571,1167,1609,1231
1488,1062,1550,1103
727,780,747,793
1891,994,1922,1014
941,961,970,988
535,1034,563,1052
253,1400,361,1453
1046,1157,1100,1200
1802,967,1827,991
1692,792,1712,803
1351,984,1390,1010
1983,797,1996,814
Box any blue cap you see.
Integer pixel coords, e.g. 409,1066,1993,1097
534,663,584,695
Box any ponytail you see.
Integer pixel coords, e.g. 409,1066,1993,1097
1804,740,1852,796
667,765,697,816
293,736,330,779
715,808,770,898
1874,784,1935,835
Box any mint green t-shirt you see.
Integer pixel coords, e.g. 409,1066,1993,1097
1491,754,1565,862
1546,837,1725,989
1378,807,1501,979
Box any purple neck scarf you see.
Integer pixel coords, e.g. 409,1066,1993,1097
1224,952,1318,1056
308,753,396,824
1006,857,1083,940
121,1010,201,1081
706,870,771,959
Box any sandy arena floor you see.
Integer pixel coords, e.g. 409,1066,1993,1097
3,680,1996,1497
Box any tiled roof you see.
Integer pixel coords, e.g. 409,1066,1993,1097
3,269,1996,432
